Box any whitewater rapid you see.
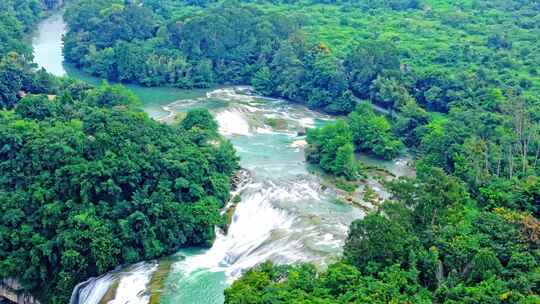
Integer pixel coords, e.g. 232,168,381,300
30,11,369,304
70,263,157,304
69,87,366,304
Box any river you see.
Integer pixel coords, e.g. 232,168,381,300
32,12,412,304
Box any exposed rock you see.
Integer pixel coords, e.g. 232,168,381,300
0,279,40,304
231,169,251,191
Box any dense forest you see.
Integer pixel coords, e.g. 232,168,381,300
63,0,359,114
0,1,239,303
0,0,43,58
0,0,539,303
63,0,540,116
224,0,540,303
1,84,238,303
226,167,539,303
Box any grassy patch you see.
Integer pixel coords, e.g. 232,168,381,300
98,279,120,304
264,117,288,130
221,194,241,234
149,258,175,304
307,162,361,194
364,165,395,179
333,177,358,193
172,112,187,126
363,186,381,205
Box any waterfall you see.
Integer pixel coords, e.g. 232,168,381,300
31,7,366,303
70,263,157,304
67,87,364,303
69,274,116,304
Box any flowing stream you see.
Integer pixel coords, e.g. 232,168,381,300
32,12,413,304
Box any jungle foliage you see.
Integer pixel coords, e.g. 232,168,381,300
1,0,540,303
306,104,403,177
226,167,540,304
0,3,239,302
63,0,359,114
63,0,540,116
0,82,239,303
0,0,44,58
222,0,540,303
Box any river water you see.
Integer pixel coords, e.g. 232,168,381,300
33,12,412,304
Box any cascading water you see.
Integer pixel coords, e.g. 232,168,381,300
32,12,412,304
69,263,157,304
68,87,364,304
156,88,364,304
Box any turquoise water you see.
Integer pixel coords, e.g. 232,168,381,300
63,64,212,118
65,85,363,304
31,13,211,119
155,89,361,304
33,12,407,304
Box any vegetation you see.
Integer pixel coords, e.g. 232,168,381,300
221,0,540,303
0,0,60,110
348,104,403,159
305,119,359,179
1,0,539,303
0,0,44,58
0,83,239,303
306,103,403,175
63,0,540,116
0,3,240,303
226,167,540,303
149,258,176,304
63,0,357,114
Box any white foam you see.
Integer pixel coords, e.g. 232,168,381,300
243,104,260,113
171,176,335,284
71,263,157,304
215,110,251,136
109,263,157,304
256,127,276,134
298,117,316,128
174,181,297,278
207,88,256,103
316,233,341,247
70,273,117,304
